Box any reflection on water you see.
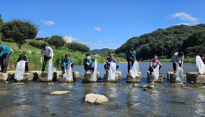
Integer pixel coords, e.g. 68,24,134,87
0,62,204,116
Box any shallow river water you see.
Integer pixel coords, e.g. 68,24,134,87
0,62,205,117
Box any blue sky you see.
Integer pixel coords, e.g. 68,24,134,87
0,0,205,50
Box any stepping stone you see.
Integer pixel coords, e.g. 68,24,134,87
50,91,69,95
126,72,141,83
84,93,108,104
103,73,118,83
147,71,163,83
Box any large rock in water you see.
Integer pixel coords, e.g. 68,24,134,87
186,72,205,83
81,72,99,79
147,71,163,83
0,73,8,82
14,73,34,82
30,71,42,81
126,72,142,83
167,71,174,80
39,71,62,82
103,73,118,83
116,71,122,79
170,73,187,83
84,93,108,104
57,73,74,83
74,71,79,79
82,72,99,83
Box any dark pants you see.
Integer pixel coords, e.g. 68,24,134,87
61,63,75,71
173,63,182,72
42,55,51,71
0,52,12,72
84,64,94,72
104,64,119,71
127,58,134,73
25,63,28,72
149,66,161,73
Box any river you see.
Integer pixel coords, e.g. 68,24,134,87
0,62,205,116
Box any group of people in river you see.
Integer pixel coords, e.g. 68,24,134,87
0,43,198,75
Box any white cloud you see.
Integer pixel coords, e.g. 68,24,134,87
71,38,79,41
94,27,101,31
86,35,91,38
38,31,43,33
79,42,87,45
83,39,89,41
169,12,200,25
64,31,69,33
41,20,55,26
103,47,108,49
89,43,97,46
97,40,105,44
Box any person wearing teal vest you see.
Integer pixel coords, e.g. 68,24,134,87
61,54,75,73
125,47,137,73
83,53,97,72
0,43,12,73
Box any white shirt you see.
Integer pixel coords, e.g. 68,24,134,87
171,52,184,63
40,46,54,61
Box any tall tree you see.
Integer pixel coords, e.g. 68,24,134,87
48,35,66,49
65,42,90,53
1,19,38,49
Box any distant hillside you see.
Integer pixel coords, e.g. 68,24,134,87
115,24,205,60
86,48,113,55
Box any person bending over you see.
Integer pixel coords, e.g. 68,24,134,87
17,54,29,72
83,54,97,72
125,47,137,73
171,51,184,73
61,54,74,73
148,55,162,74
40,44,54,72
104,54,119,73
0,43,12,73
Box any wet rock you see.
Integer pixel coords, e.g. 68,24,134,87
82,72,99,83
167,71,174,80
0,73,8,81
84,93,108,104
116,71,122,79
103,73,118,83
39,71,62,82
50,91,69,95
170,73,187,83
147,71,163,83
186,72,205,83
74,71,79,79
57,73,73,83
126,72,141,83
30,71,42,80
0,90,10,94
15,73,34,82
132,84,144,88
81,72,99,80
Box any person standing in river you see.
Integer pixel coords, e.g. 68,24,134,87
61,54,74,74
40,44,54,72
171,51,184,73
16,54,29,72
0,43,12,73
83,53,97,72
125,47,137,73
148,55,162,74
104,54,119,73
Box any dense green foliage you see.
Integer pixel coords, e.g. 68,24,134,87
65,42,90,53
48,35,66,49
1,19,38,49
116,24,205,60
29,40,55,49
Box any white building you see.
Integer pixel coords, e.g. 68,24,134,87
64,36,72,43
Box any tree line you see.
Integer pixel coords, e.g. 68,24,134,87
115,24,205,60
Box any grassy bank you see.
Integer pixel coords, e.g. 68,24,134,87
2,42,126,69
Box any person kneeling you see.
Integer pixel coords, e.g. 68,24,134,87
16,54,29,72
148,55,162,74
83,54,97,72
104,54,119,73
61,54,74,74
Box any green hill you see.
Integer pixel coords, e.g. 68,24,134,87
115,24,205,60
86,48,113,55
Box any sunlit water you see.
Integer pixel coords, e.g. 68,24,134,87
1,62,205,116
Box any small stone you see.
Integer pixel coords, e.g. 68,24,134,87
50,91,69,95
148,84,155,88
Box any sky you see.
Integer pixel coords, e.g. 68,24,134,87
0,0,205,50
